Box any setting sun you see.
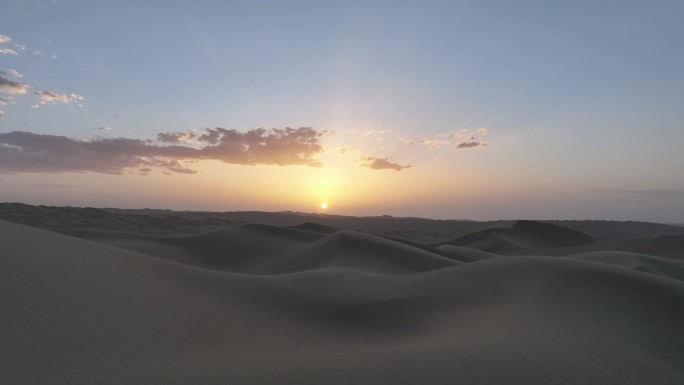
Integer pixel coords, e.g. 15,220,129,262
321,202,328,209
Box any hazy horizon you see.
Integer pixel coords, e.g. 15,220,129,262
2,1,683,222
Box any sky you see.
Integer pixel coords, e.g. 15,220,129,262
1,0,683,222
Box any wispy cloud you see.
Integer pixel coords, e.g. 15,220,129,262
0,35,11,44
0,127,324,175
361,156,412,171
1,69,23,78
0,75,84,116
0,48,19,55
454,128,489,150
33,90,85,107
97,125,112,131
0,97,8,117
0,76,29,95
456,137,488,149
395,127,491,151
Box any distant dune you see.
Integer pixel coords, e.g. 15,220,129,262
1,204,683,384
2,202,683,243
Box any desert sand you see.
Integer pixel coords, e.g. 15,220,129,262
1,203,683,384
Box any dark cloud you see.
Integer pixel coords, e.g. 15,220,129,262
198,128,221,144
361,156,412,171
0,76,28,95
157,129,197,143
0,127,324,175
456,137,487,149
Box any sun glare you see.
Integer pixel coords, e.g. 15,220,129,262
321,202,328,209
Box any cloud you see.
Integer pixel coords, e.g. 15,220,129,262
0,127,324,175
15,44,26,51
2,69,23,78
361,156,412,171
33,90,85,107
454,128,489,149
97,125,112,131
0,48,19,55
417,138,448,150
0,35,11,44
395,127,491,152
196,127,323,166
157,129,197,143
0,110,4,117
456,137,488,149
33,50,43,56
0,76,29,95
0,97,9,105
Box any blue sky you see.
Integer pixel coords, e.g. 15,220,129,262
1,0,683,221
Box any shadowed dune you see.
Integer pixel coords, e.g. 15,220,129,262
2,218,684,384
583,235,684,260
565,251,684,281
441,220,596,253
67,223,323,271
436,244,500,262
253,231,459,275
289,222,339,234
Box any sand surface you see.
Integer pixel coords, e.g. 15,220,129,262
1,204,683,384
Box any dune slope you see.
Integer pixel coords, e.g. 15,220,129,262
1,220,683,385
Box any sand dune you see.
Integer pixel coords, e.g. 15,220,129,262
67,224,323,271
4,202,683,243
253,231,459,275
2,215,684,384
441,220,596,253
566,251,684,281
436,244,500,262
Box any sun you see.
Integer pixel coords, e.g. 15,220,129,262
321,202,328,209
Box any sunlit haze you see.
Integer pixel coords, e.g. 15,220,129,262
1,1,683,222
